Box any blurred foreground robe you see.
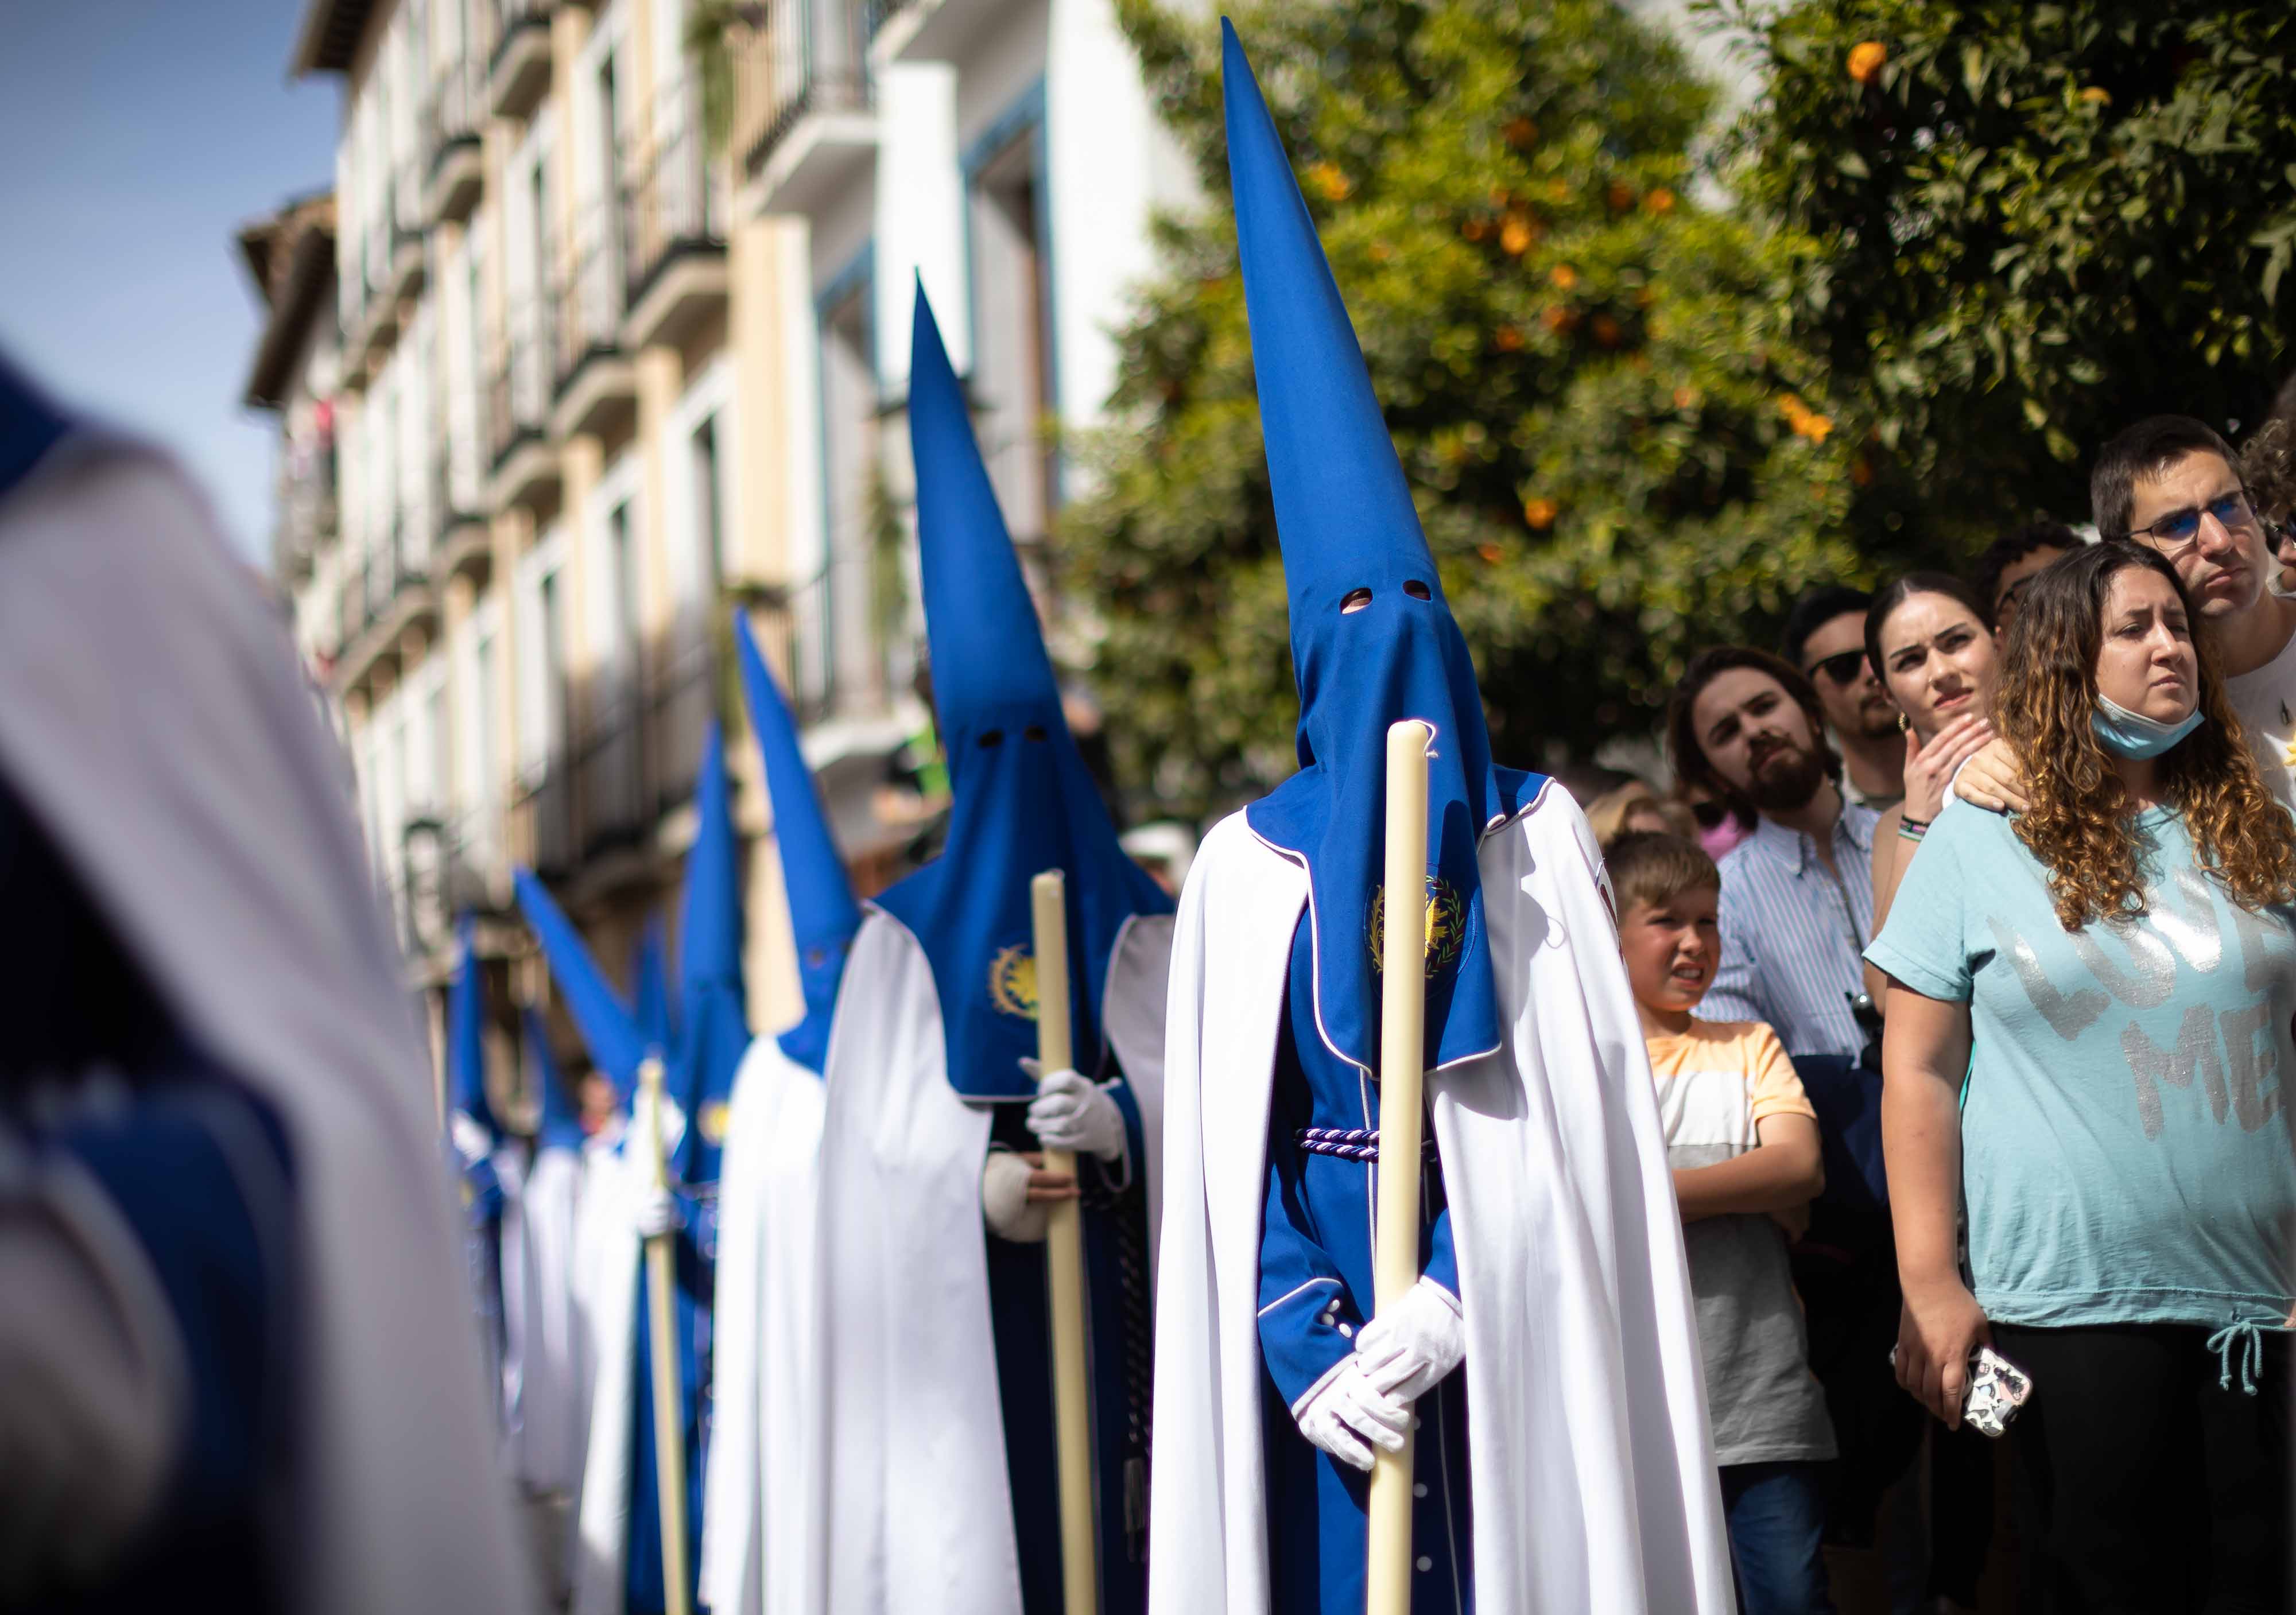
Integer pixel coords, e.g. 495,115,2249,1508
694,612,863,1615
518,723,749,1615
0,354,529,1611
767,289,1173,1615
1144,31,1732,1615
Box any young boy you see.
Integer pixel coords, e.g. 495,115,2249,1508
1610,830,1840,1615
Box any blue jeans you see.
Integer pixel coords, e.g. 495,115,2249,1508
1719,1461,1835,1615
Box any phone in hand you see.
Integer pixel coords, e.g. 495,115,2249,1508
1889,1342,2034,1437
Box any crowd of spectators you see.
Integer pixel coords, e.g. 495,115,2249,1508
1573,410,2296,1615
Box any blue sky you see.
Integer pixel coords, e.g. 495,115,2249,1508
0,2,340,562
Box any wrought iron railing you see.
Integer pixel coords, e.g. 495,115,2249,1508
554,197,628,391
729,0,874,177
273,438,339,580
488,0,552,75
625,84,723,308
422,57,486,176
488,300,554,469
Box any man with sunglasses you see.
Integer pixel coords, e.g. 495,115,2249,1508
1960,415,2296,811
1783,586,1907,813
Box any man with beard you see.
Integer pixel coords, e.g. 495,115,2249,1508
1669,647,1879,1063
1782,587,1905,813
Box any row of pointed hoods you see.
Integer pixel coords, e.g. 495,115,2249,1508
503,16,1509,1122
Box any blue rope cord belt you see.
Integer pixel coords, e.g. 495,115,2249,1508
1294,1127,1437,1164
2205,1317,2287,1396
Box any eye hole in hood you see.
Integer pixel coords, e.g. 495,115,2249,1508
1340,587,1372,614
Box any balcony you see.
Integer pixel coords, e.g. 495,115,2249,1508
432,440,491,581
272,438,339,584
423,59,487,224
514,746,579,878
351,160,428,372
488,0,554,121
622,87,727,352
550,199,635,440
487,302,560,511
730,0,876,216
867,0,998,66
574,661,649,860
331,511,439,694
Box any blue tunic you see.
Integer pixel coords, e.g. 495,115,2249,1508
1258,918,1472,1615
983,1069,1154,1615
625,1184,714,1615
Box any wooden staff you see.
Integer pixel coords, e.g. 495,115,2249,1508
638,1055,693,1615
1366,720,1432,1615
1030,869,1100,1615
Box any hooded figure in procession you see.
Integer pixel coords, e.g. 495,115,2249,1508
505,1004,599,1504
0,353,530,1610
697,612,865,1615
515,721,750,1615
778,286,1174,1615
1146,28,1734,1615
445,914,517,1435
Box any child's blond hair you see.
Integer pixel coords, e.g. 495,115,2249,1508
1605,830,1720,915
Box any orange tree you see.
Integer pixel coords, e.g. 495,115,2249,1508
1707,0,2296,546
1057,0,1883,821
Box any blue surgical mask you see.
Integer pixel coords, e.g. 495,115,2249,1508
2092,693,2204,759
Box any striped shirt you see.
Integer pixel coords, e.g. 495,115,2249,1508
1694,805,1880,1061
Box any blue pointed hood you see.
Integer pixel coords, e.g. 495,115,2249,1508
872,288,1173,1100
447,913,501,1139
1224,21,1534,1077
523,1008,589,1152
671,723,749,1184
514,867,652,1107
631,914,675,1057
734,609,860,1073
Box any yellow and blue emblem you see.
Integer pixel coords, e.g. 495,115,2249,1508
1367,875,1467,979
988,942,1040,1020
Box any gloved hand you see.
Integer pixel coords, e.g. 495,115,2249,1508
1019,1058,1128,1164
980,1149,1052,1243
1353,1276,1465,1402
632,1183,682,1240
1290,1356,1411,1472
448,1109,494,1173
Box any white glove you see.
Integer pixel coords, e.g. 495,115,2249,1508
1353,1276,1465,1402
980,1149,1051,1243
448,1109,492,1171
1019,1058,1128,1164
632,1183,681,1240
1290,1356,1411,1472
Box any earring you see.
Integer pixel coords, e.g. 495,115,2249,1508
1898,712,1913,733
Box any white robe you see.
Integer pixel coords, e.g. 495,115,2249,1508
782,906,1172,1615
0,436,530,1611
505,1138,591,1495
1149,791,1735,1615
697,1035,828,1615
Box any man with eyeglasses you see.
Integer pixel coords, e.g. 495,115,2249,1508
1960,415,2296,810
1782,585,1907,813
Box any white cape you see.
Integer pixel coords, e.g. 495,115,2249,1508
504,1138,591,1494
697,1035,828,1615
0,438,530,1610
784,906,1172,1615
1149,791,1734,1615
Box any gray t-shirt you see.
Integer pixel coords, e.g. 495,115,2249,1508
1647,1019,1837,1467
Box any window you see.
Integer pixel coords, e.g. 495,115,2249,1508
610,500,639,673
540,568,567,750
427,683,451,810
965,103,1058,538
474,630,499,801
815,273,876,715
692,414,724,590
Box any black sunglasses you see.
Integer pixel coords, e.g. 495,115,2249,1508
1805,649,1869,686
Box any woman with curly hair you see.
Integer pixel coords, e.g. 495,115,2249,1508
1864,541,2296,1613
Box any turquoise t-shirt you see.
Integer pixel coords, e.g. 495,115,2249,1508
1865,801,2296,1331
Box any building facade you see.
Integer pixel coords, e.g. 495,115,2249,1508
256,0,1188,1064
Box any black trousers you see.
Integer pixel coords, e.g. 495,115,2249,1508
1989,1321,2291,1614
